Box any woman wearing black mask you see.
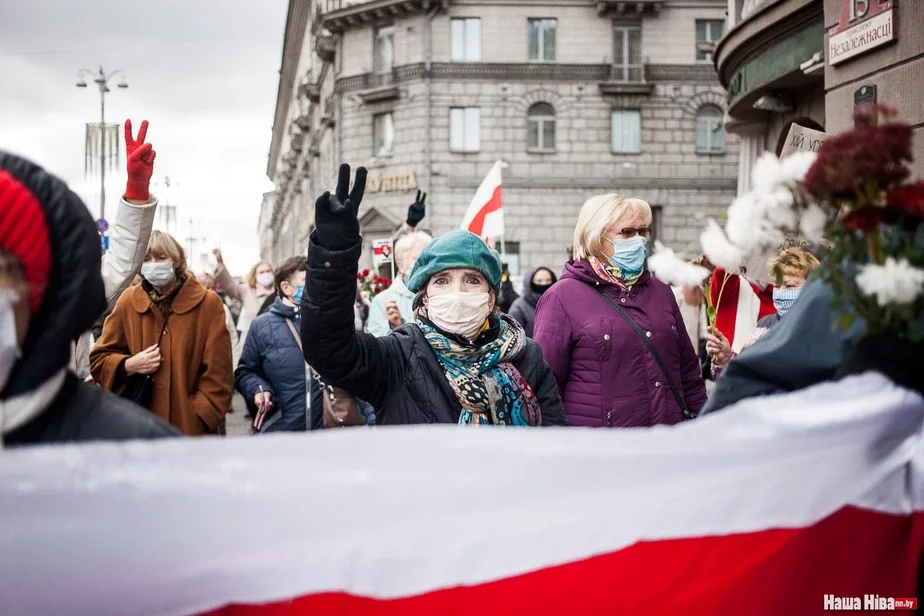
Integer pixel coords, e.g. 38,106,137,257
508,267,558,338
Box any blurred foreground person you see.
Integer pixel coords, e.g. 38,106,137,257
0,151,177,446
302,165,567,426
91,231,233,436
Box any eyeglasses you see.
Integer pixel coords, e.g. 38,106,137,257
617,227,652,238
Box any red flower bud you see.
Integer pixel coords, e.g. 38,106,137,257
886,181,924,220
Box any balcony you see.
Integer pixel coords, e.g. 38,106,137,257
299,77,321,103
290,131,305,153
357,70,401,103
598,64,655,95
315,31,336,63
595,0,666,17
320,0,441,33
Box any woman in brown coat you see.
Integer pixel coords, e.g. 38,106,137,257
90,231,233,436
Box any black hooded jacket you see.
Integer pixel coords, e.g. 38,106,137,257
0,151,178,446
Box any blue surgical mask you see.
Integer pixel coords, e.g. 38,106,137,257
773,287,801,315
607,236,648,280
292,285,304,305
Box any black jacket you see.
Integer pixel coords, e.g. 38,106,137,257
301,235,568,426
0,151,178,445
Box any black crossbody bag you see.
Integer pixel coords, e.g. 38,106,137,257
593,287,697,421
120,307,171,410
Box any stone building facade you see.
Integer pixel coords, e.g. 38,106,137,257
717,0,922,197
262,0,739,278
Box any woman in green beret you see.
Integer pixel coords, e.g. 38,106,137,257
300,164,568,426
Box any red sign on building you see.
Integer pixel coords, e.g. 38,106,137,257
829,0,897,66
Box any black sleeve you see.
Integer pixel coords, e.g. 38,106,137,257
521,341,569,426
300,232,408,409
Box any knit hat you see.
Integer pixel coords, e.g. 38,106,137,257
0,169,52,312
406,229,502,293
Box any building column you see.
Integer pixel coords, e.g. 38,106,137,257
729,122,767,196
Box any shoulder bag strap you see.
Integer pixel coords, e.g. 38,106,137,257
284,318,303,352
593,286,696,420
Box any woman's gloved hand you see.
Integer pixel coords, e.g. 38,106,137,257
314,163,367,251
124,119,156,202
406,190,426,228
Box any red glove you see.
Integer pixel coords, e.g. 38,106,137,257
124,119,156,201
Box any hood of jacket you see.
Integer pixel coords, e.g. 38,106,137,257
0,151,106,398
560,258,651,290
520,267,559,308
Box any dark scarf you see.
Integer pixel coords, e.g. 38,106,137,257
142,275,185,308
418,314,541,426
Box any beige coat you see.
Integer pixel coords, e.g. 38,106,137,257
214,263,273,353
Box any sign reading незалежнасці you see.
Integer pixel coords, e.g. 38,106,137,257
779,123,827,159
829,0,896,66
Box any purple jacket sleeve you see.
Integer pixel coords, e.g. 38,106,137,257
669,288,708,413
532,290,575,395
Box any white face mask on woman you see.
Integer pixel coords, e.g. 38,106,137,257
426,292,491,340
256,272,275,288
141,262,176,287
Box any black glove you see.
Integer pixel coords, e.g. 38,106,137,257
314,163,367,252
406,190,426,228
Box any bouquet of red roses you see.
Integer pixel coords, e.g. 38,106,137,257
804,104,924,340
357,269,392,300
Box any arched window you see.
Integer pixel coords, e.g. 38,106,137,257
695,105,725,154
527,103,556,151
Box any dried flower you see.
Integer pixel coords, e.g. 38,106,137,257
855,257,924,306
648,241,710,288
700,218,744,272
779,152,817,185
799,203,828,243
751,153,784,193
842,206,901,232
886,181,924,220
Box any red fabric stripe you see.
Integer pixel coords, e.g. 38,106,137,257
711,269,742,345
464,186,502,238
201,506,923,616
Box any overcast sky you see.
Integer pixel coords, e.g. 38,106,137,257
0,0,288,275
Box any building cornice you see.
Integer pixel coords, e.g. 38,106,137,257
447,176,737,190
267,0,311,179
335,62,717,93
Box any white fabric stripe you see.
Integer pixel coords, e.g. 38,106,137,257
731,279,760,353
461,161,502,230
0,374,921,616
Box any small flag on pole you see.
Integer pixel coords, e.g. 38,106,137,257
372,239,394,268
461,160,504,240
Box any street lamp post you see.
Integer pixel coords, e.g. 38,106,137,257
76,66,129,221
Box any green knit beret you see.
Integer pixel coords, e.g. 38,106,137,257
406,229,503,293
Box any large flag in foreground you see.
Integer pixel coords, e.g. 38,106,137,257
1,373,922,616
461,160,504,240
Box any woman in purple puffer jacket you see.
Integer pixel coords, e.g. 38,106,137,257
533,194,707,427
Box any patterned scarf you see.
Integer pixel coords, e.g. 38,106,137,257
589,256,641,288
418,315,542,426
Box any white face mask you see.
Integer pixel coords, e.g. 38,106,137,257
141,262,176,287
426,292,491,340
256,273,275,288
0,290,22,394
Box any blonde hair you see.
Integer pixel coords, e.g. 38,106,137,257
395,231,432,272
572,194,652,260
146,231,187,276
247,261,273,289
768,248,820,282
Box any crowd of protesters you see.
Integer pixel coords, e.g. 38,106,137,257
1,117,881,446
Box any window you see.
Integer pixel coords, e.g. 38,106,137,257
501,241,521,277
695,19,724,63
374,25,395,75
373,112,394,156
451,18,482,62
613,22,642,81
695,105,725,153
611,109,641,154
450,107,481,152
528,18,557,62
527,103,556,151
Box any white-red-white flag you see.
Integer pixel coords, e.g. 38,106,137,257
1,374,922,616
461,160,504,240
371,239,393,268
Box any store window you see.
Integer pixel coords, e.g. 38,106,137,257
528,18,557,62
451,18,482,62
695,19,724,63
450,107,481,152
613,21,642,81
695,105,725,154
373,112,394,156
527,103,556,151
611,109,642,154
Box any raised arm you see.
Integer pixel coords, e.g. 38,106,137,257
300,164,408,408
